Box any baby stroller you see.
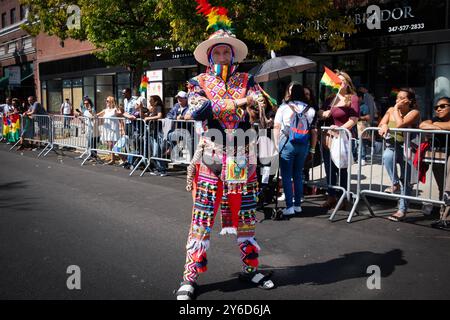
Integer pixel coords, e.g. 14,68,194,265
256,129,323,221
255,128,287,221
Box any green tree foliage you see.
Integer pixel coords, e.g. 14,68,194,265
158,0,356,58
21,0,355,88
21,0,172,91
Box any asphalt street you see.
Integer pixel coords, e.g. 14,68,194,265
0,143,449,300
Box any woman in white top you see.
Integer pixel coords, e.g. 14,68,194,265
274,82,317,216
97,96,122,164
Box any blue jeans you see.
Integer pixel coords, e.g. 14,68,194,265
360,139,370,160
279,139,309,208
382,144,412,213
149,135,167,173
322,148,348,197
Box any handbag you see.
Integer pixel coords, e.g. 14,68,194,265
330,131,353,169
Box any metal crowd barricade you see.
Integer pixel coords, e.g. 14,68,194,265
312,126,354,221
52,115,90,158
84,116,147,176
348,127,449,223
165,119,197,165
142,119,171,176
11,114,53,157
0,114,3,141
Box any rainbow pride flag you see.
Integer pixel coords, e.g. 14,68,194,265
139,75,149,93
320,67,342,92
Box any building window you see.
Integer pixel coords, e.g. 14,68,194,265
116,72,130,106
72,79,83,110
96,75,114,111
1,13,6,28
8,42,16,54
20,5,27,20
10,8,16,25
0,45,5,57
83,76,95,109
47,80,63,113
41,81,48,111
63,80,72,105
23,37,32,49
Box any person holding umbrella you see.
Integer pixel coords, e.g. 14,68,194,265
176,0,274,300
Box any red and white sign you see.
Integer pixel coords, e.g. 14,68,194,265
146,70,163,82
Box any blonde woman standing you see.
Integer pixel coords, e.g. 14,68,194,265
97,96,122,165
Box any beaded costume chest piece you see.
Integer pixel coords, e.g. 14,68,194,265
198,72,249,130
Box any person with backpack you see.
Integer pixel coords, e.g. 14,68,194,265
274,82,317,217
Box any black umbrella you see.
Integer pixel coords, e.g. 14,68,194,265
249,55,317,83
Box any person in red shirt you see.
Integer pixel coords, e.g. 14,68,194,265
318,70,359,210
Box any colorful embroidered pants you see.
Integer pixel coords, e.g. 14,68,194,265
183,163,260,283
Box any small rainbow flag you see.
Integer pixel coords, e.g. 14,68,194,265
139,75,149,93
320,67,342,92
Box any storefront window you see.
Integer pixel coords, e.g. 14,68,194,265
72,78,83,112
41,81,47,111
116,72,130,106
435,43,450,105
83,76,95,109
47,80,62,113
62,79,72,104
96,75,114,111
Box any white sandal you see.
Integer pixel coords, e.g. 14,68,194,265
239,271,275,290
175,281,196,300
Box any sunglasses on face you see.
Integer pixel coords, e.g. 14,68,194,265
434,104,450,110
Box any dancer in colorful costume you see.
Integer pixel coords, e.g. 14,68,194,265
175,0,275,300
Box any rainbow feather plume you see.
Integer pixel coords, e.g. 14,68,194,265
195,0,233,32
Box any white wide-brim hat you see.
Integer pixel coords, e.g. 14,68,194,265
194,29,248,66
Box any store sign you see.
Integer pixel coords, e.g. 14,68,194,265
358,5,415,29
350,0,447,36
147,70,163,82
8,66,21,85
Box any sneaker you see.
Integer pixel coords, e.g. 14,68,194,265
149,170,158,176
361,159,366,166
294,206,302,214
282,207,295,216
277,193,286,201
431,219,450,230
160,172,167,177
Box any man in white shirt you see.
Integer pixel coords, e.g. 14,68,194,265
60,98,73,129
1,97,12,115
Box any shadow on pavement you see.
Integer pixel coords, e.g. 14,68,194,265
0,181,36,212
196,249,407,297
